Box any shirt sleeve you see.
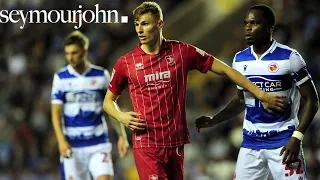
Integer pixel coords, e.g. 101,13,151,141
51,74,64,104
104,69,111,90
186,44,214,73
232,53,244,90
289,51,312,88
108,57,128,95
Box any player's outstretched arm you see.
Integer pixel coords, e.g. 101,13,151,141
103,90,146,131
209,57,287,113
280,81,319,164
195,89,245,132
51,104,72,158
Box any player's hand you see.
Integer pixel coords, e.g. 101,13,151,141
117,111,146,131
280,137,301,165
118,135,129,158
58,140,72,158
260,92,288,113
195,116,219,132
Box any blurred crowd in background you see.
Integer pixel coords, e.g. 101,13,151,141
0,0,319,179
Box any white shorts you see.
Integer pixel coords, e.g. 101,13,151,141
234,147,307,180
60,142,114,180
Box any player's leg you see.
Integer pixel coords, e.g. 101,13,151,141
167,146,184,180
133,147,168,180
88,143,114,180
60,148,91,180
234,148,270,180
267,146,307,180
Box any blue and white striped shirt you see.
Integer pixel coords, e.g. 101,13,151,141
232,40,311,149
51,63,110,148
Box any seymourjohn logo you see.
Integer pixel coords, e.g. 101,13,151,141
0,4,128,29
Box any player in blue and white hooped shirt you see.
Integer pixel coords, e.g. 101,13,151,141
195,4,319,180
51,31,129,180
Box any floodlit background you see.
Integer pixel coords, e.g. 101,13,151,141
0,0,319,179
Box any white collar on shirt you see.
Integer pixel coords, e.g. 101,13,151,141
67,62,92,77
250,40,277,60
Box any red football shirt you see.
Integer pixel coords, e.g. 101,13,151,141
109,39,214,148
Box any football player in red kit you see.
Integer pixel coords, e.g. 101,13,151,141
103,2,287,180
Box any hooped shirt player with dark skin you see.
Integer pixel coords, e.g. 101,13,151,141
195,5,319,180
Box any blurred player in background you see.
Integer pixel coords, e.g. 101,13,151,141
51,30,129,180
103,2,288,180
195,4,319,180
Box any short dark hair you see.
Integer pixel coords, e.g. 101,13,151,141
64,30,89,50
249,4,275,27
133,1,163,21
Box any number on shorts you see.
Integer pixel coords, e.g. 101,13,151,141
101,152,108,163
282,159,304,177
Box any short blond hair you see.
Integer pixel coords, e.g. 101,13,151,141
133,1,163,21
64,30,89,50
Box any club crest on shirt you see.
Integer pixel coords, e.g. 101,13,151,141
91,79,96,86
135,62,144,70
165,55,175,66
268,62,279,73
149,174,158,180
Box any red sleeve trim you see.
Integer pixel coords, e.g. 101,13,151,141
202,56,215,73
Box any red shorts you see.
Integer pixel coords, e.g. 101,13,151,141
133,146,184,180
